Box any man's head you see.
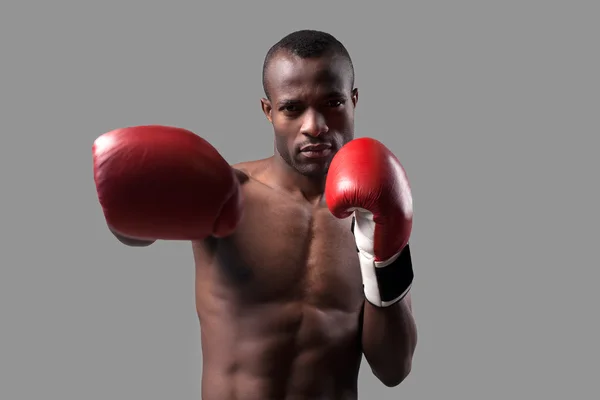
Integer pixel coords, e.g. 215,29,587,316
261,30,358,178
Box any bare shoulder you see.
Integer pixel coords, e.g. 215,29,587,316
228,157,284,216
228,157,311,229
230,158,287,202
231,158,272,186
192,159,274,252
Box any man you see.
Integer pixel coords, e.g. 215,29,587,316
93,30,417,399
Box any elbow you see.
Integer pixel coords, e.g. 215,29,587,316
375,360,413,388
114,234,155,247
110,229,156,247
116,236,155,247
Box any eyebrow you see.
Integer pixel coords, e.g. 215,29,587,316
277,91,347,106
324,90,347,98
277,99,302,107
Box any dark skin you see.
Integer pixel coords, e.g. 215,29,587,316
114,50,417,399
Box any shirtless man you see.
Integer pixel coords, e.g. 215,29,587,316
92,30,417,400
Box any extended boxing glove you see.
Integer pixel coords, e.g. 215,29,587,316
92,125,242,241
325,137,413,307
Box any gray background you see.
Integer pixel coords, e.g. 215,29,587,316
1,1,598,399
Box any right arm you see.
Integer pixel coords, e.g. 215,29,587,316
92,125,243,244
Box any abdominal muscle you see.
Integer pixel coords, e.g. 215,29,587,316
192,168,366,399
197,297,363,400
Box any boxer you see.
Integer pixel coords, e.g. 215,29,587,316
93,30,417,400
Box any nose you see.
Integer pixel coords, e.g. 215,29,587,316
300,109,329,137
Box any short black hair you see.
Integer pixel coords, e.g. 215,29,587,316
262,30,355,99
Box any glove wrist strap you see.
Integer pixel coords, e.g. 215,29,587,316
358,246,413,307
351,213,414,307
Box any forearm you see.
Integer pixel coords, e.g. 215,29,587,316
361,292,417,387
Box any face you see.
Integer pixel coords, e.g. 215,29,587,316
261,51,358,178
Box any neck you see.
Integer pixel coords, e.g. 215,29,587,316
268,154,326,205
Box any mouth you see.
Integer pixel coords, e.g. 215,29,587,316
300,143,332,152
299,143,333,159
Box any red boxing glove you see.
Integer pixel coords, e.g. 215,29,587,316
93,125,243,241
325,137,414,307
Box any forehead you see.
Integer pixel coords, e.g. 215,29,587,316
266,52,352,98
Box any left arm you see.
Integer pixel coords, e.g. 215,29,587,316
325,137,418,387
361,243,417,386
362,285,417,387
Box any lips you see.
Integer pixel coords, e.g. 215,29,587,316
299,143,333,160
300,143,332,152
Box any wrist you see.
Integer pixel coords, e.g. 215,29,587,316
353,212,414,308
358,247,413,307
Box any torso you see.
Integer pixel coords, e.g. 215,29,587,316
192,160,366,400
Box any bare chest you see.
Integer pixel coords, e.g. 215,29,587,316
206,183,364,312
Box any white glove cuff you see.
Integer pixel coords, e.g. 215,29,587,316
358,250,413,307
353,211,413,308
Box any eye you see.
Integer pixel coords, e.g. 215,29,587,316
279,103,303,114
327,99,344,107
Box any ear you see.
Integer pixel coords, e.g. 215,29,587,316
260,98,273,123
351,88,359,108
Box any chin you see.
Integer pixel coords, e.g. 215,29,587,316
297,163,330,178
